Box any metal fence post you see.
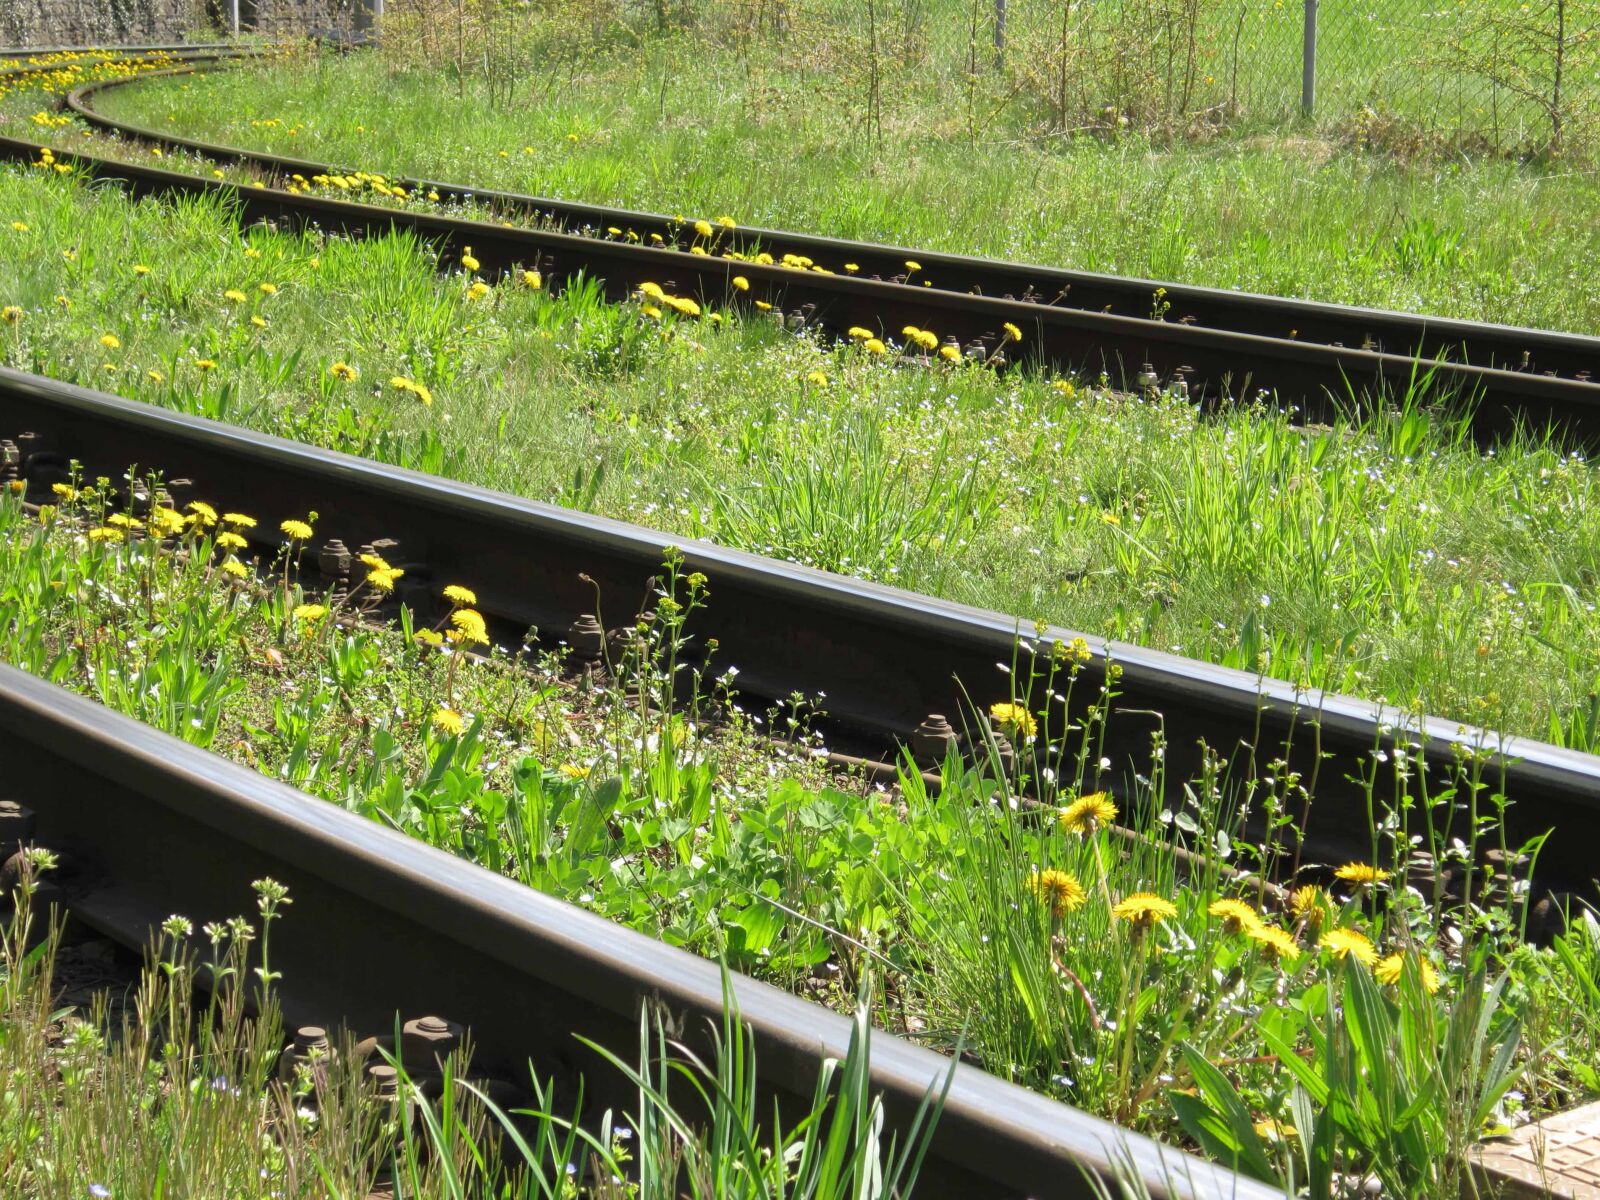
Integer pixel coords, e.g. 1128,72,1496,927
1301,0,1318,116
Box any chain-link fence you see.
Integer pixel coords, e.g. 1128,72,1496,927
604,0,1598,155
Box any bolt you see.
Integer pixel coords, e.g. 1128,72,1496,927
279,1025,331,1084
569,613,605,662
401,1014,463,1072
319,538,353,601
0,440,17,483
1136,363,1161,393
786,310,806,332
368,1062,400,1098
910,714,958,765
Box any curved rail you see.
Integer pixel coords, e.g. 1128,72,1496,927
61,58,1600,386
1,118,1594,446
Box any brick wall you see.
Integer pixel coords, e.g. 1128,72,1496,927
2,0,370,48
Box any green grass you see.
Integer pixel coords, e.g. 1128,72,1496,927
2,166,1599,748
81,41,1600,335
0,861,952,1200
3,438,1596,1199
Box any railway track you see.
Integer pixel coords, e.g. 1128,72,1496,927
0,665,1278,1200
5,361,1600,895
1,50,1598,440
0,45,1597,1200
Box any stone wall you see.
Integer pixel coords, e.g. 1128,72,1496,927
2,0,369,48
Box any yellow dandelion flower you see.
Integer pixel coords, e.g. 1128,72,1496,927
221,558,249,579
1288,885,1327,927
216,530,248,549
1247,923,1302,963
904,260,921,272
432,707,465,736
186,500,217,526
1334,863,1390,886
443,584,477,607
716,215,736,229
938,344,961,362
1208,898,1262,935
901,325,923,340
99,333,120,350
366,566,403,591
1059,792,1117,834
467,281,490,300
460,247,480,272
195,359,218,371
989,701,1037,739
520,269,541,289
805,370,829,386
1375,952,1441,993
10,222,28,233
328,362,358,382
1113,892,1178,928
642,304,663,319
914,329,940,351
87,526,124,542
222,512,256,528
1,305,21,323
51,483,78,501
732,275,750,291
414,628,445,648
843,263,859,273
292,603,328,622
754,301,772,311
450,608,489,644
258,282,278,295
1319,927,1378,967
559,763,592,779
280,518,314,540
693,219,714,239
249,316,268,329
133,264,150,276
1027,868,1087,918
639,282,665,300
847,326,873,341
863,338,887,355
223,289,247,304
1002,321,1023,343
105,513,143,530
150,508,186,536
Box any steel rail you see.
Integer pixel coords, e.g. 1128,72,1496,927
0,664,1278,1200
3,114,1598,443
0,42,237,56
58,58,1600,388
4,364,1599,901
